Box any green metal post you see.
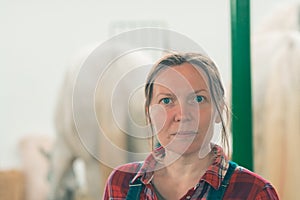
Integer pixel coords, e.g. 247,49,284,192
230,0,253,170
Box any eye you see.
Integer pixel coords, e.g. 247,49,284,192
160,97,173,105
194,95,205,103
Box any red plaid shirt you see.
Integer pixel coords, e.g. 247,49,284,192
103,145,279,200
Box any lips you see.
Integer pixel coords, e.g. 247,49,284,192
171,131,198,136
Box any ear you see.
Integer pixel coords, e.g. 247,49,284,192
215,113,222,123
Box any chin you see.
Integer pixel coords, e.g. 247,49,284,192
166,142,202,156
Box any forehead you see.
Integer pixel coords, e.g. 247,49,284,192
153,63,208,93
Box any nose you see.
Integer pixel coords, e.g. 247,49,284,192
174,103,193,122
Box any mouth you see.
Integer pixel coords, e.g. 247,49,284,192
171,131,198,137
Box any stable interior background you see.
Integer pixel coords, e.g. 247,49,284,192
1,0,299,199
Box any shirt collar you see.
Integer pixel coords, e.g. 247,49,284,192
131,146,164,184
132,144,228,189
201,145,229,190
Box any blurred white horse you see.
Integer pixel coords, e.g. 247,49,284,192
252,3,300,200
48,44,153,200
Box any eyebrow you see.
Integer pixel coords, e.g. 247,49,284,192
194,89,209,94
155,93,174,98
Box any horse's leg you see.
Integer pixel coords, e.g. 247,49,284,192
84,158,102,200
48,137,75,200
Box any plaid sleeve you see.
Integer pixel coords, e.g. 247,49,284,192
224,167,280,200
255,183,279,200
102,162,141,200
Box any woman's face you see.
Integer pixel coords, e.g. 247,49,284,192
149,63,218,155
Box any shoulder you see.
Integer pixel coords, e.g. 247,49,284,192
103,162,142,199
225,166,279,199
113,162,143,174
107,162,142,186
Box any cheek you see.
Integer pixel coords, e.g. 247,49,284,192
199,107,214,130
149,104,167,134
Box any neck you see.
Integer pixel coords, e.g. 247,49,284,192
161,148,214,179
152,147,215,199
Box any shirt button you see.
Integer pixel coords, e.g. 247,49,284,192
186,195,191,199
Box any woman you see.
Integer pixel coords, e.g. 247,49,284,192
103,53,279,200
